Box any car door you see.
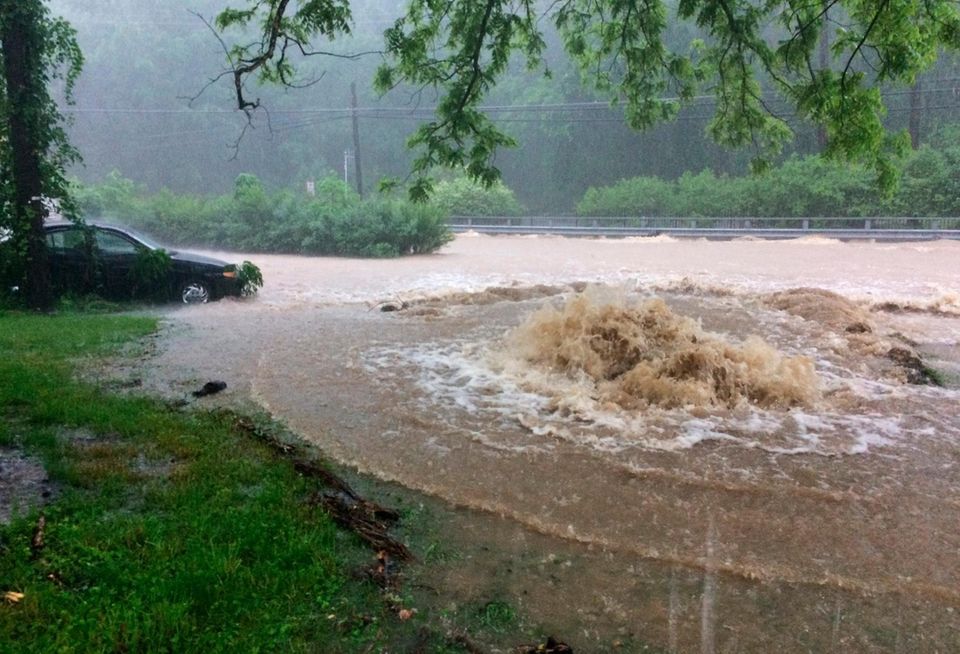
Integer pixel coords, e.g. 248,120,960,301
46,227,95,293
92,229,142,298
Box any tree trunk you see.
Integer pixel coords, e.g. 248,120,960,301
1,0,52,310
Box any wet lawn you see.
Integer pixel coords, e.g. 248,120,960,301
0,312,464,652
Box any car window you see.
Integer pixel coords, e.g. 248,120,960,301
94,230,139,255
46,228,86,251
122,228,164,251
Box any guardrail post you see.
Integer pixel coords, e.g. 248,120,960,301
506,217,512,227
745,219,752,229
592,219,598,228
865,218,872,230
467,217,472,227
802,218,809,230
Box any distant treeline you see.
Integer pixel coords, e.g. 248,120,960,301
71,173,514,257
578,136,960,219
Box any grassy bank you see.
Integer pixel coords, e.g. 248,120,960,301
0,312,484,652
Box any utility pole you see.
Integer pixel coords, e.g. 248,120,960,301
909,77,923,149
816,1,830,152
350,81,364,197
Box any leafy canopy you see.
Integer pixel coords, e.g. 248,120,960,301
215,0,960,196
0,0,83,224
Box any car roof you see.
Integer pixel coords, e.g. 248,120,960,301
44,220,123,231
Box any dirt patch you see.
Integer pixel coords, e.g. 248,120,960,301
0,449,53,524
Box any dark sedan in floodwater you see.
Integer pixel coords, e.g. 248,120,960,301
44,222,245,303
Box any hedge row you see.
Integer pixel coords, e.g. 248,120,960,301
578,142,960,218
73,174,453,257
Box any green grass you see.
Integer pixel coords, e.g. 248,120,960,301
474,600,517,633
0,311,465,653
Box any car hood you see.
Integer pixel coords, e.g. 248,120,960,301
169,251,230,268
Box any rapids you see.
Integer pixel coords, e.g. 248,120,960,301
136,234,960,652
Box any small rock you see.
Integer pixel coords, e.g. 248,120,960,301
886,347,939,385
379,300,408,312
192,381,227,398
845,322,872,334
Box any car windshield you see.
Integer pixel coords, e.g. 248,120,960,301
116,227,168,252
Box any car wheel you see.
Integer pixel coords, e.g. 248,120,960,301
180,280,211,304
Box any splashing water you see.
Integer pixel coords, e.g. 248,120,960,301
504,289,819,410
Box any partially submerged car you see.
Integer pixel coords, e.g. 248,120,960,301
43,221,250,303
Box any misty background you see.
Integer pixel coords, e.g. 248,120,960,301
50,0,960,214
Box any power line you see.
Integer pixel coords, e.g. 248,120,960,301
75,115,352,154
61,83,960,117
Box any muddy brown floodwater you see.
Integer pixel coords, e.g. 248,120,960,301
140,235,960,652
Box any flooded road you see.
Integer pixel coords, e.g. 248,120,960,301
145,235,960,652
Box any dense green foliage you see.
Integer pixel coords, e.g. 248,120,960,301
0,1,82,218
73,173,453,257
129,247,172,300
0,0,83,308
226,260,264,296
430,176,523,217
218,0,960,196
578,139,960,218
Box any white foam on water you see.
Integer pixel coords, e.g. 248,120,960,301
360,287,960,458
363,334,945,458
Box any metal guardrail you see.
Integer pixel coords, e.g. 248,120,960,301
448,216,960,240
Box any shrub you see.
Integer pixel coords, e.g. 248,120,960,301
577,176,676,216
225,260,264,296
72,170,140,218
129,247,172,300
746,157,877,217
672,170,751,217
576,148,960,218
73,173,453,258
328,201,451,257
885,146,959,217
430,176,523,216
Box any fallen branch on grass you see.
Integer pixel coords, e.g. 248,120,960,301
312,490,413,561
518,636,574,653
226,410,412,562
30,514,46,558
